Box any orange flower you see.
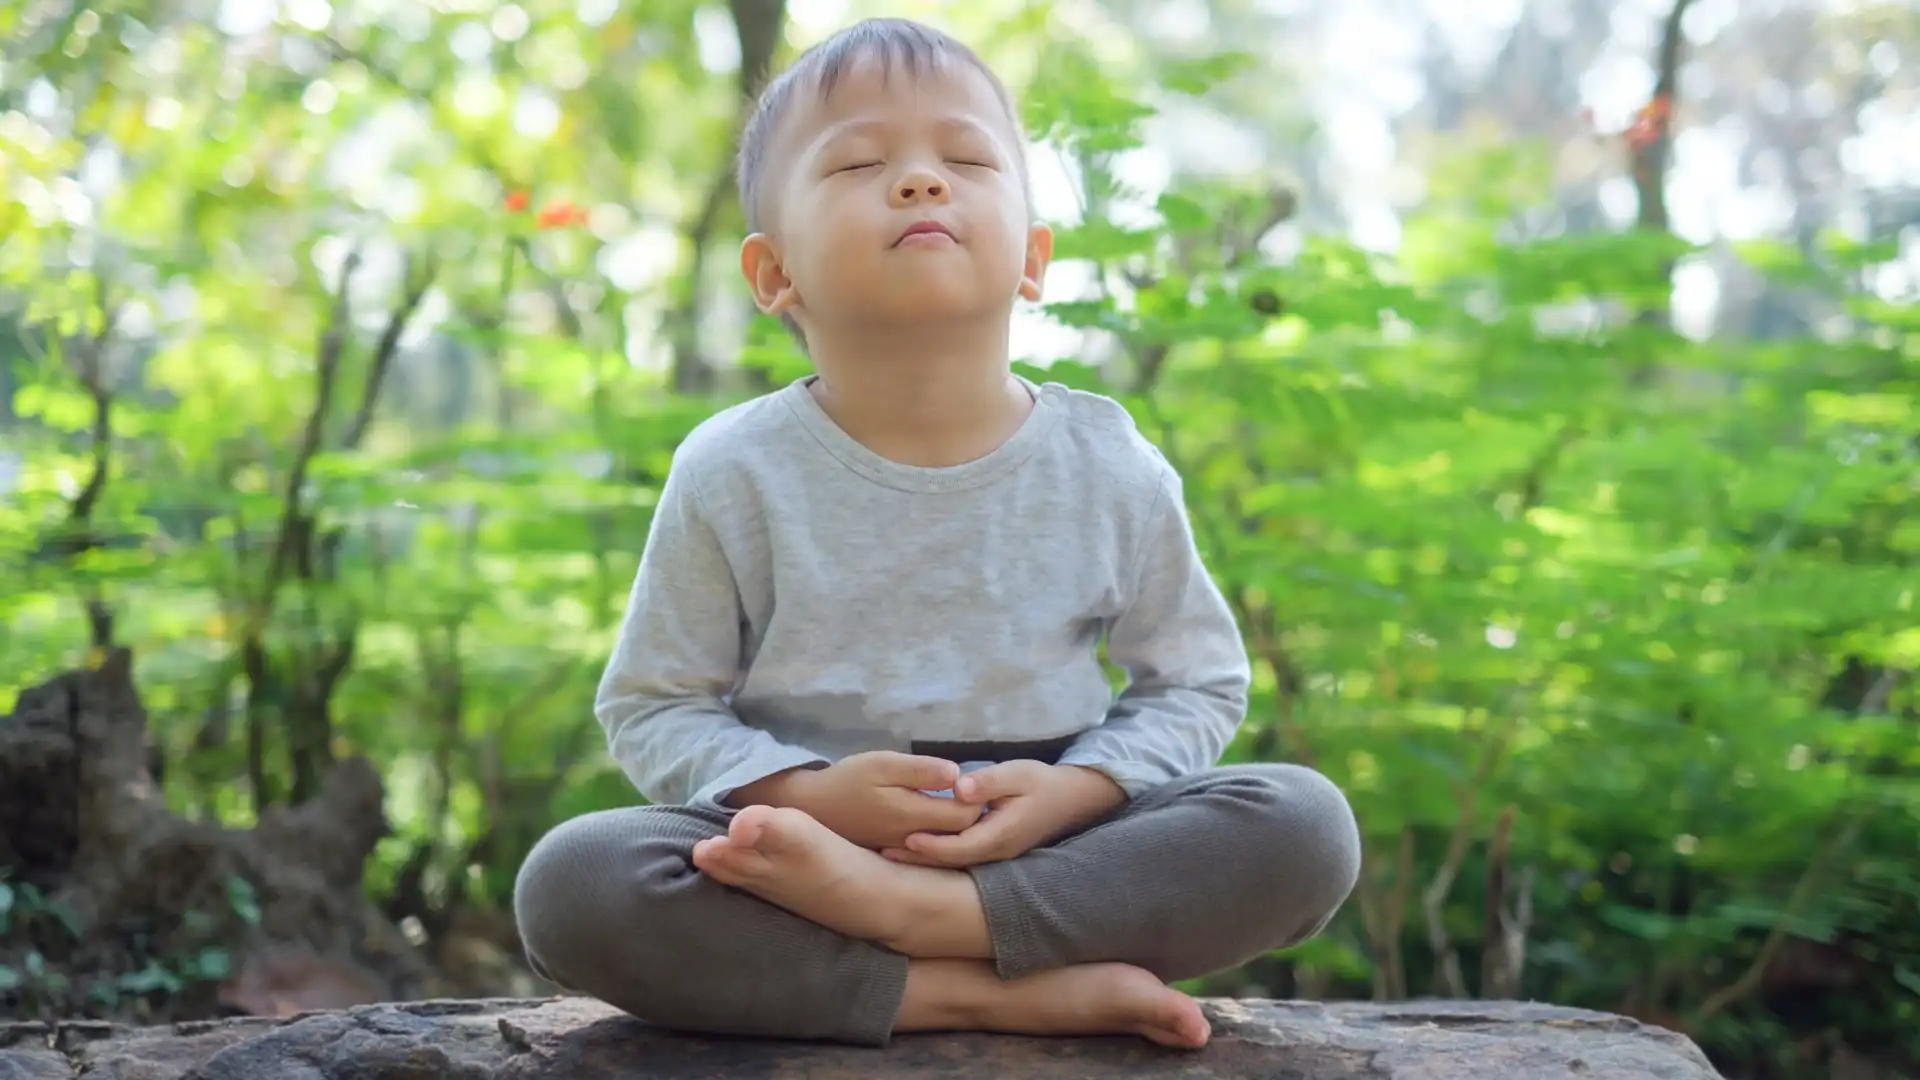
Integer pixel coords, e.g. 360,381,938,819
504,189,530,212
536,198,588,229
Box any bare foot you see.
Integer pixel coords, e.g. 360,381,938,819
691,806,991,959
898,959,1211,1049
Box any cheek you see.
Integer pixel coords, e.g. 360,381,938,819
801,188,888,248
783,195,872,288
986,206,1034,268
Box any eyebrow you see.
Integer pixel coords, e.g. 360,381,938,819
817,115,999,143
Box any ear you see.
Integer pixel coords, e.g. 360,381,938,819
741,233,801,315
1017,221,1053,302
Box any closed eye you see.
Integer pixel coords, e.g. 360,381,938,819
834,162,883,174
949,160,996,169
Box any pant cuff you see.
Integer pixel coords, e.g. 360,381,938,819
969,862,1050,980
839,946,910,1046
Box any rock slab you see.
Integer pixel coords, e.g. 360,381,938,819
0,996,1721,1078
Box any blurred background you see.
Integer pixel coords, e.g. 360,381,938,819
1,0,1915,1077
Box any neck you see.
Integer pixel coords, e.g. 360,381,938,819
803,318,1030,467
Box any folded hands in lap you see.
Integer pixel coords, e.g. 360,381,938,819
725,752,1127,868
882,760,1126,869
726,750,979,850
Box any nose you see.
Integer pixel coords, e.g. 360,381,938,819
890,166,949,207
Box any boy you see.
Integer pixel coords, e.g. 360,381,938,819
514,18,1360,1051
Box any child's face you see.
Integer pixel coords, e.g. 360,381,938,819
742,57,1051,337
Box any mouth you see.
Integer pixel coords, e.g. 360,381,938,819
893,220,956,248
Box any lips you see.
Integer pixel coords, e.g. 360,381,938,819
894,220,956,246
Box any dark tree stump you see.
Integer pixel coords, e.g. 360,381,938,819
0,650,430,1024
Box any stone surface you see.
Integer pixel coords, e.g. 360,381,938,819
0,996,1722,1079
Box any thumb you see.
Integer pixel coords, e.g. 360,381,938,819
871,752,961,791
954,762,1030,805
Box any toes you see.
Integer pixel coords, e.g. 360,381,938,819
721,803,775,845
746,806,820,855
1140,1026,1184,1049
1160,1001,1210,1048
732,805,792,852
1131,989,1209,1049
691,836,727,872
1140,1018,1207,1049
692,837,756,884
730,804,821,850
1178,1011,1212,1048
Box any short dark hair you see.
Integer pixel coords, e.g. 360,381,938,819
735,18,1028,235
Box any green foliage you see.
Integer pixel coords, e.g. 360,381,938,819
1015,60,1917,1073
0,867,259,1017
1,6,1914,1076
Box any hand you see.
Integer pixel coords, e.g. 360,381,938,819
880,761,1127,869
725,751,984,851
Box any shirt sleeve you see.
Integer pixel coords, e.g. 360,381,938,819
594,454,830,810
1055,467,1251,798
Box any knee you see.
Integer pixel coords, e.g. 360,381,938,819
1213,764,1362,940
514,811,623,980
513,808,682,995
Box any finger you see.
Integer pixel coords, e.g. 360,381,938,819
953,761,1033,805
869,752,962,792
880,847,943,866
877,789,980,836
906,809,1021,867
917,794,985,834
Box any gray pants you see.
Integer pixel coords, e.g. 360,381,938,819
513,763,1361,1047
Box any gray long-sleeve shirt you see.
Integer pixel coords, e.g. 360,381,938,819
595,375,1251,811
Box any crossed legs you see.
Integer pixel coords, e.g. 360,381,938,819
513,764,1360,1047
690,802,1212,1046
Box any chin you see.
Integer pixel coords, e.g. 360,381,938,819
863,282,1006,322
893,297,1001,324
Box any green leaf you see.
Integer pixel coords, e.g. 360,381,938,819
44,898,80,939
226,875,262,927
189,947,231,981
1156,192,1210,234
1896,965,1920,997
1159,51,1257,95
117,962,183,995
1820,229,1902,270
1597,905,1682,941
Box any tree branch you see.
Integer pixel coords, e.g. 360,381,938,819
1690,809,1867,1025
1357,824,1415,1000
665,0,789,393
1422,728,1510,998
1132,384,1313,764
1123,187,1298,390
1630,0,1697,238
259,249,360,610
64,279,119,527
54,274,123,647
1625,0,1698,390
1480,803,1531,999
341,251,438,451
237,246,438,806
